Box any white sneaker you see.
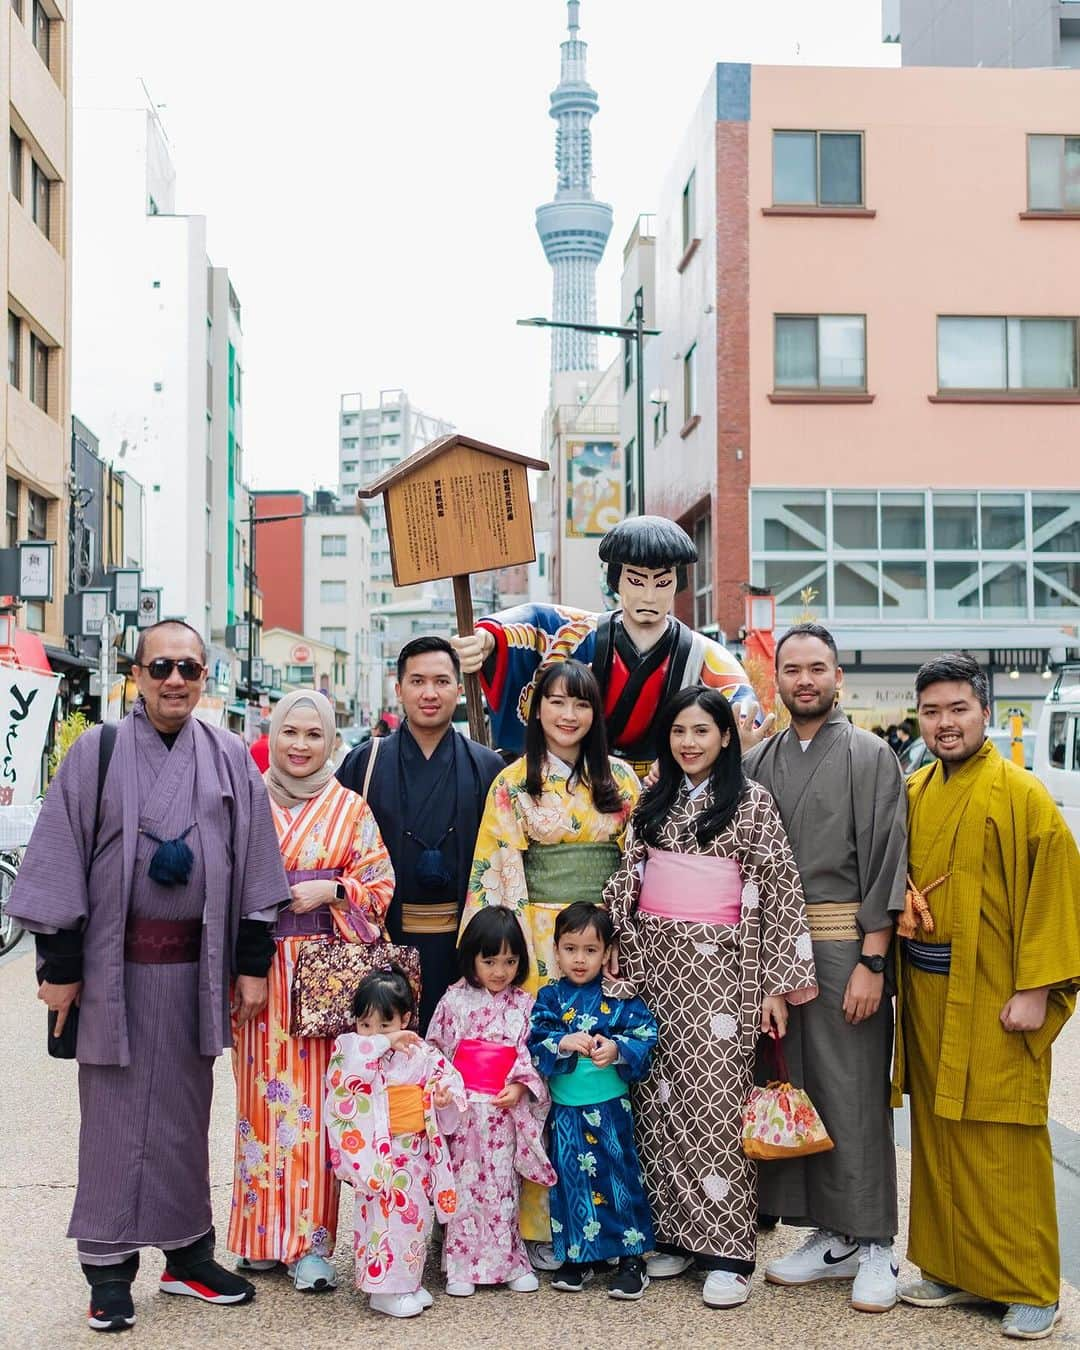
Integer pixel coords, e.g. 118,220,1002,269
287,1253,338,1291
647,1252,694,1279
851,1243,898,1313
703,1270,751,1307
416,1286,434,1309
507,1273,539,1292
526,1241,560,1272
445,1281,475,1297
765,1229,860,1286
369,1292,423,1318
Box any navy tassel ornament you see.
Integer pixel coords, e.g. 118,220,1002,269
143,825,196,886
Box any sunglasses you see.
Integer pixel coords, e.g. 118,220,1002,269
141,658,206,682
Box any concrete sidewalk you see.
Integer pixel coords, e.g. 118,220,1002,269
1,948,1076,1349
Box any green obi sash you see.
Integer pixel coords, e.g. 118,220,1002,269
522,841,621,907
548,1058,626,1107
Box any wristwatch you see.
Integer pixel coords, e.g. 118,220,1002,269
334,882,347,902
858,953,887,974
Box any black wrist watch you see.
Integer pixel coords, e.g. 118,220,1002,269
858,953,887,974
334,882,347,902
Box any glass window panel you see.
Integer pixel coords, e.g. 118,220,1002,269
7,312,19,388
833,562,879,618
9,129,21,202
934,560,981,617
832,491,878,549
1009,317,1076,390
882,562,928,617
1066,138,1080,207
752,559,828,620
938,317,1006,390
881,492,926,548
933,492,978,550
819,133,862,205
819,315,865,389
1032,492,1080,551
775,316,818,388
980,493,1025,550
751,491,826,551
1028,135,1062,210
773,132,816,204
981,562,1028,618
1034,561,1080,618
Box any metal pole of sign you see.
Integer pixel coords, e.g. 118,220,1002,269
99,613,117,723
634,288,646,516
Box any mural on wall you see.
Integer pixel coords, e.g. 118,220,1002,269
566,440,623,538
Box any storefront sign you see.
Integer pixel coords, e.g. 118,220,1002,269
0,666,61,803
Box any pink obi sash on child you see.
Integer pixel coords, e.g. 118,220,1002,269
638,850,743,924
453,1039,518,1096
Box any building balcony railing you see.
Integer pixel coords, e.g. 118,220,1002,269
552,404,619,437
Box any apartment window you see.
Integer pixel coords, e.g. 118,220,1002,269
6,478,19,547
692,513,713,630
342,413,357,427
342,436,358,450
937,316,1077,391
321,580,346,603
7,312,20,388
652,400,668,445
683,344,698,420
286,664,315,684
623,328,634,392
381,435,400,448
32,0,49,66
31,160,50,237
773,131,863,206
383,410,400,423
681,169,696,249
775,314,866,390
1027,135,1080,211
9,130,22,202
27,489,47,539
10,0,23,20
342,460,358,476
321,627,346,649
364,436,379,449
29,334,48,412
321,534,346,556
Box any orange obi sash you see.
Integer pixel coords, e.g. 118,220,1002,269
386,1084,425,1136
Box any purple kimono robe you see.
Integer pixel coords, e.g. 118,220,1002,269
8,701,289,1256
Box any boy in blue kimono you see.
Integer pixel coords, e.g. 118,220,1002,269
529,902,657,1300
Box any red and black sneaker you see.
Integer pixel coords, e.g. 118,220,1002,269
87,1281,135,1332
159,1260,256,1305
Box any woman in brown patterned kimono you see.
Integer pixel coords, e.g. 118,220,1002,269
604,687,816,1309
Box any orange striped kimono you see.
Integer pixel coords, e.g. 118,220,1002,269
227,778,394,1264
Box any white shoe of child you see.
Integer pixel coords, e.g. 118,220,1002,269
445,1281,475,1297
507,1273,540,1293
415,1286,434,1309
369,1292,423,1318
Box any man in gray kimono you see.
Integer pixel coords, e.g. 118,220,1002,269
7,621,290,1333
742,623,906,1314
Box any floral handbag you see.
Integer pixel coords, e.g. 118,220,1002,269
289,933,423,1039
742,1034,834,1160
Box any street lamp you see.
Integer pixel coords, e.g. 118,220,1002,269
517,291,659,516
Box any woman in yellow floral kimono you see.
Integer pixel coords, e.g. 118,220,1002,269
228,691,395,1292
461,661,638,1259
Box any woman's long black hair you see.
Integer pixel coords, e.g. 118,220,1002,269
633,686,746,847
523,661,623,815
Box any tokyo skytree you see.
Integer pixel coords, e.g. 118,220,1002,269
535,0,613,373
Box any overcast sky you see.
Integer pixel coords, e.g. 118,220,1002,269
73,1,897,494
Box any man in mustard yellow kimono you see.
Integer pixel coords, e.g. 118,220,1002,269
895,654,1080,1341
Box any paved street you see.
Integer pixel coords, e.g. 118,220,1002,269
2,937,1077,1349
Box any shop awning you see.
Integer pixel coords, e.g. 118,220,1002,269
12,628,52,674
43,643,95,672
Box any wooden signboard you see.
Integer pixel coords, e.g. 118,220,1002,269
359,434,548,744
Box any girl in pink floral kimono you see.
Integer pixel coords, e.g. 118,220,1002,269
325,965,465,1320
427,908,557,1297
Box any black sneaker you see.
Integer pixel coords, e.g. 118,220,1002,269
551,1261,594,1293
160,1259,256,1305
87,1281,135,1332
608,1255,650,1301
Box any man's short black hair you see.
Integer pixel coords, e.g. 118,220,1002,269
598,515,697,594
554,901,614,948
396,635,462,683
915,653,990,711
774,622,839,668
134,620,207,666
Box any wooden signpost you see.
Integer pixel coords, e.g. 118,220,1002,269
358,433,548,746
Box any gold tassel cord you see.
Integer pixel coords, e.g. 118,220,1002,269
898,872,950,939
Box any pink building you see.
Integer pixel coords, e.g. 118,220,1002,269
629,61,1080,726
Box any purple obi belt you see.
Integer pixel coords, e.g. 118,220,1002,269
273,868,342,939
453,1039,517,1096
638,850,743,925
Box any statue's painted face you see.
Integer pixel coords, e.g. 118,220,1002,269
617,565,677,629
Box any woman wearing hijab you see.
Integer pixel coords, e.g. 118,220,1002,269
227,691,395,1292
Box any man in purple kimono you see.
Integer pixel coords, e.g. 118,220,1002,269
7,621,290,1334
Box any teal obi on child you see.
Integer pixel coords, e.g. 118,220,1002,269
548,1058,626,1107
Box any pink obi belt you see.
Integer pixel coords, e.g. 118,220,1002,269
638,850,743,925
453,1039,517,1096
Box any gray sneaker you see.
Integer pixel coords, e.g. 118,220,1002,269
898,1277,984,1308
1001,1303,1062,1340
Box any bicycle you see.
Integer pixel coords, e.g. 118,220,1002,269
0,802,41,957
0,850,22,956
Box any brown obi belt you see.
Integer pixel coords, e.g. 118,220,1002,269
400,902,458,936
805,902,861,941
124,917,202,964
386,1083,425,1135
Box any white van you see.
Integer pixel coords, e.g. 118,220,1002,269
1033,665,1080,846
